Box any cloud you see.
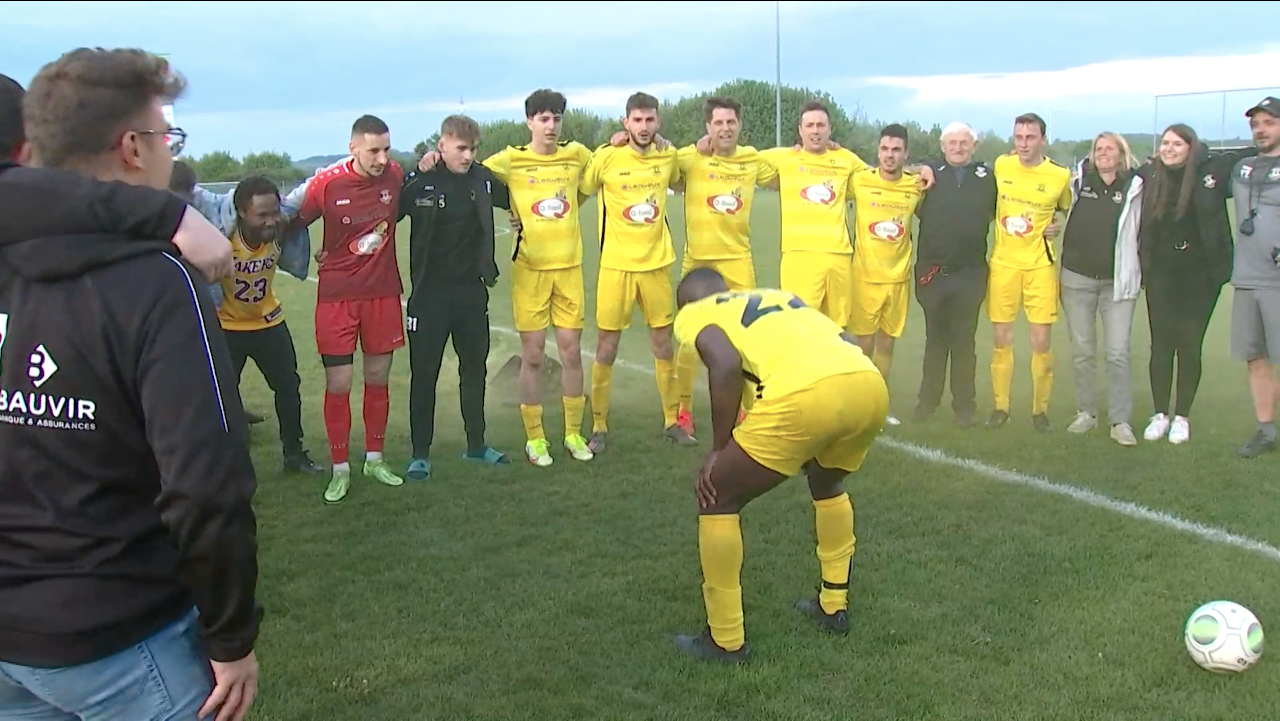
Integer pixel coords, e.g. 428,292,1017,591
863,50,1280,104
175,81,699,128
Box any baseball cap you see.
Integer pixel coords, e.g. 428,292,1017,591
1245,96,1279,118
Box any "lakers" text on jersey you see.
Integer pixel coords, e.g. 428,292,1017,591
219,231,284,332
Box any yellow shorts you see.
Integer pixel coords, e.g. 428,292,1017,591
596,266,674,331
779,251,853,327
849,280,909,338
734,370,889,478
680,255,757,291
987,263,1058,325
511,265,586,332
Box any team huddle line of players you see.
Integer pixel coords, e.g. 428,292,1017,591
192,85,1097,661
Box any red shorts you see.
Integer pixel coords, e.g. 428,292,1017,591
314,296,405,357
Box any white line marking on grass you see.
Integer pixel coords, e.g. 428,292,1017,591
298,265,1280,565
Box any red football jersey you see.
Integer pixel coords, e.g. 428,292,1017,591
297,158,405,302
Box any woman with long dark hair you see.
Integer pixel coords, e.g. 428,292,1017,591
1138,124,1254,444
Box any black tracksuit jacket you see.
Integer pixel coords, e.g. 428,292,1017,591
0,162,262,667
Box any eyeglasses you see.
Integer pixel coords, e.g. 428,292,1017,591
131,127,187,157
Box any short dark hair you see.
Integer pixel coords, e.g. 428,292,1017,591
0,73,24,162
232,174,281,213
168,159,197,195
525,89,566,118
625,92,659,116
440,114,480,144
351,114,389,137
799,100,830,122
1014,112,1047,137
880,123,909,150
703,96,741,123
24,48,186,170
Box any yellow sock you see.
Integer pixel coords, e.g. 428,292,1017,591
991,345,1014,413
698,514,745,652
655,357,679,427
590,362,613,433
1031,350,1054,416
562,395,586,438
676,343,698,414
519,404,544,442
871,348,893,381
814,494,855,615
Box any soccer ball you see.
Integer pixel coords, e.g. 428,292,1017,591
1184,600,1265,673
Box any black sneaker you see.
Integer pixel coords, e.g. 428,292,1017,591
985,410,1009,430
245,411,267,425
911,405,935,423
1032,413,1052,433
955,410,977,428
671,628,750,664
796,598,849,635
1237,431,1277,459
283,450,326,475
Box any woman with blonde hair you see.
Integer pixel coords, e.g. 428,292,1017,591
1060,132,1144,445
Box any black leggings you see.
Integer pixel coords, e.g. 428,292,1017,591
1144,275,1221,417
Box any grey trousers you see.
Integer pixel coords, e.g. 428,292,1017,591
1060,268,1136,424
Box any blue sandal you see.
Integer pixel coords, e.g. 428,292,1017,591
462,447,510,465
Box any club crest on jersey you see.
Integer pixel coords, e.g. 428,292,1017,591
350,220,389,255
622,195,659,224
800,181,836,205
1000,214,1034,237
531,189,570,219
870,219,906,241
707,189,744,215
379,189,393,205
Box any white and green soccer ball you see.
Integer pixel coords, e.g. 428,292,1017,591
1184,600,1264,673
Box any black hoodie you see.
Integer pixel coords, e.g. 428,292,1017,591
0,162,262,668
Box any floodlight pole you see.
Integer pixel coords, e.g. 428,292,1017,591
774,0,782,148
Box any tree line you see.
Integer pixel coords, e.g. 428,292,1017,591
187,78,1209,185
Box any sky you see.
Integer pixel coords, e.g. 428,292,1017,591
3,0,1279,159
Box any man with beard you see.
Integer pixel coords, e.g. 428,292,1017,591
578,92,690,452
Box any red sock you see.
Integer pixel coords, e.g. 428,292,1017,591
364,384,390,453
323,391,351,464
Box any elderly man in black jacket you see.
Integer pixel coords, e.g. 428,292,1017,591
400,114,512,480
911,122,997,427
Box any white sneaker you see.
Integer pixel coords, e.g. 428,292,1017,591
885,414,902,427
524,439,553,467
1143,413,1170,441
1110,423,1138,447
1168,416,1190,444
1067,411,1097,434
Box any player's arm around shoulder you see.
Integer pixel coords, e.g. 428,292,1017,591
580,144,613,196
132,252,262,664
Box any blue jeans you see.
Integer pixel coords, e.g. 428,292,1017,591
0,608,214,720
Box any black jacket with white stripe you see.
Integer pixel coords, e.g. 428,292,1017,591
0,162,262,668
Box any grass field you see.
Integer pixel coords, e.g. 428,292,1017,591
237,189,1279,720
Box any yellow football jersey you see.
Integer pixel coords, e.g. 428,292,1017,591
677,144,778,261
219,230,284,332
849,168,923,284
579,143,680,272
760,147,868,255
484,141,592,271
673,288,878,401
992,153,1073,270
